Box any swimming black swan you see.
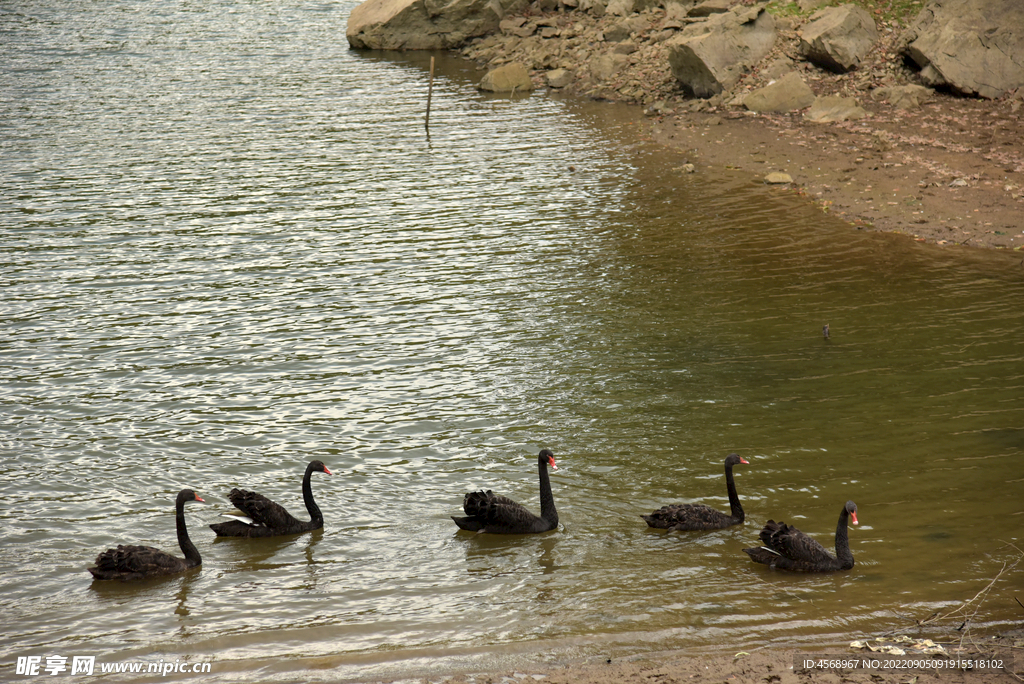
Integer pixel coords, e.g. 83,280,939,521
744,500,859,572
641,453,749,531
452,449,559,534
88,489,205,581
209,460,332,537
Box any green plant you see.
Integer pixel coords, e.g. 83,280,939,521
764,0,927,25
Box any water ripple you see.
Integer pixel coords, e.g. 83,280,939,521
3,0,1024,679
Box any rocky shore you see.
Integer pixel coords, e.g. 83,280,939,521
404,0,1017,254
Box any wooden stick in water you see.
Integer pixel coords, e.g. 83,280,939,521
426,56,435,130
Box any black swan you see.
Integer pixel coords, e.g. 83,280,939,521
88,489,205,581
641,453,749,531
452,449,559,534
209,460,332,537
744,500,859,572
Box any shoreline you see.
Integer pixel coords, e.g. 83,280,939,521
644,96,1024,255
359,640,1024,684
459,3,1024,256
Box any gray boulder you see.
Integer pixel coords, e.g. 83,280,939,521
667,4,777,98
901,0,1024,99
605,16,650,41
591,52,631,80
348,0,519,50
871,84,934,109
546,68,575,88
799,4,878,73
743,71,815,112
664,0,697,17
605,0,635,16
688,0,734,17
804,94,868,122
479,63,535,91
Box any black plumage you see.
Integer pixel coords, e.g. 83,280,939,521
209,460,331,537
744,500,859,572
88,489,205,581
642,453,749,531
452,449,559,534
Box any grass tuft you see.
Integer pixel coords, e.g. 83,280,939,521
763,0,928,25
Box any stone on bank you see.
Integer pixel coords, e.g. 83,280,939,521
742,71,815,113
479,62,535,91
804,94,868,122
546,68,574,88
666,4,776,99
799,4,879,73
900,0,1024,99
346,0,525,50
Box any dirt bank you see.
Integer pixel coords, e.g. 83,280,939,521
372,640,1022,684
646,89,1024,252
460,2,1024,253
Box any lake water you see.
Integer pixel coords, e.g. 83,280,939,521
1,0,1022,681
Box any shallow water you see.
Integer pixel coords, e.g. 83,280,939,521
2,0,1023,681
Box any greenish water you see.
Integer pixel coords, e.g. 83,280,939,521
1,0,1022,681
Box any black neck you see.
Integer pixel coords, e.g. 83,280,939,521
302,463,323,525
834,507,853,565
175,494,201,568
725,462,744,522
538,457,557,525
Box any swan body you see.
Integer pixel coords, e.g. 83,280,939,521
642,453,749,531
744,500,859,572
209,460,331,537
452,449,559,534
88,489,205,581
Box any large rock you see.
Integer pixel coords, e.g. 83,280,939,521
605,16,650,42
871,84,934,109
347,0,516,50
591,52,631,80
545,68,574,88
804,94,868,122
605,0,635,16
479,62,534,91
743,71,815,112
900,0,1024,99
799,4,878,73
666,4,776,98
688,0,734,17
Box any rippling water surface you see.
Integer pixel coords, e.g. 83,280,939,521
2,0,1022,681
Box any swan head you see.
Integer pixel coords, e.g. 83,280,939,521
178,489,205,504
309,460,332,476
725,453,749,466
845,500,858,525
538,449,557,471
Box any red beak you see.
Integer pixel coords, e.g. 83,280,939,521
195,495,205,503
739,458,749,464
549,458,558,471
851,511,859,525
323,467,333,475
